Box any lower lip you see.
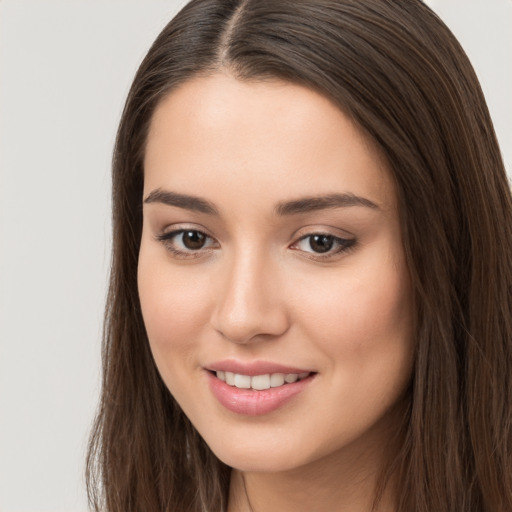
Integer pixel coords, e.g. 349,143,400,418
207,371,314,416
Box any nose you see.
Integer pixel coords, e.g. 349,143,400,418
210,248,290,344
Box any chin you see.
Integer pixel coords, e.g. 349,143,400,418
200,428,327,474
214,448,302,473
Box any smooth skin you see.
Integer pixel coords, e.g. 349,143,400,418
138,73,414,512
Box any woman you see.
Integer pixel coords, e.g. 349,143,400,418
86,0,512,510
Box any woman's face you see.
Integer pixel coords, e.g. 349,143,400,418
138,74,413,474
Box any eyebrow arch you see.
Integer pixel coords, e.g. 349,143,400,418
143,189,379,217
143,189,219,215
275,193,379,215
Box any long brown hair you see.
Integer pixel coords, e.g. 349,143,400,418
86,1,512,510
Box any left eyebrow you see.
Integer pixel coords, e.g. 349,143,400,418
275,193,379,216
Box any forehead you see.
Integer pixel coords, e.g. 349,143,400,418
143,73,396,213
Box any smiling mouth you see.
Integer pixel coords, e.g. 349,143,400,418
212,370,313,391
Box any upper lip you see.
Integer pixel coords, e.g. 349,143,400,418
205,359,314,376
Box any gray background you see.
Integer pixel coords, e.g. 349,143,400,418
0,1,510,511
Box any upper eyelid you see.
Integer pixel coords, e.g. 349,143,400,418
296,231,352,241
292,225,355,242
157,228,217,245
158,223,216,238
156,219,353,236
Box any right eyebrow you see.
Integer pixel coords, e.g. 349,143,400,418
143,189,219,215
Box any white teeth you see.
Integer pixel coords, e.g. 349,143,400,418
270,373,285,387
251,374,271,390
234,374,251,389
216,371,311,390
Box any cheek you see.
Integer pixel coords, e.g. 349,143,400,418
291,250,412,361
343,270,409,346
295,254,413,431
137,249,212,368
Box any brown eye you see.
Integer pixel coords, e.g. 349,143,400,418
308,234,334,253
157,228,218,258
181,230,207,250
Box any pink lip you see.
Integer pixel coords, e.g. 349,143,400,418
206,367,316,417
206,359,313,376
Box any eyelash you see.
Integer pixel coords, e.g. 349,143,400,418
291,233,356,260
156,229,356,261
156,229,219,260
